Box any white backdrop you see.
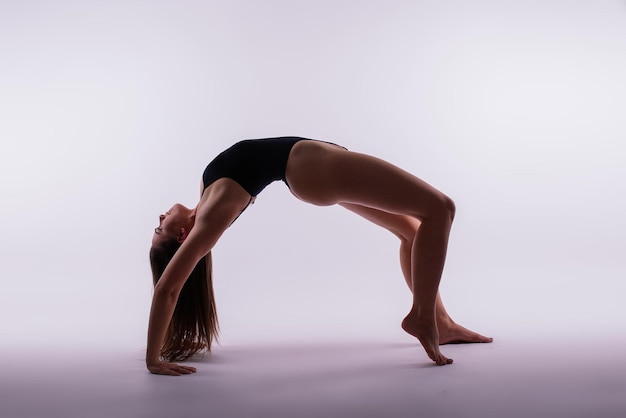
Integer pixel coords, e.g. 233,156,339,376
1,0,625,352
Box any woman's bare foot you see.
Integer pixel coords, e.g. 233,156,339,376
437,321,493,345
401,314,453,366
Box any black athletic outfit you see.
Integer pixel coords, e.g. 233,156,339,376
202,137,345,225
202,136,306,196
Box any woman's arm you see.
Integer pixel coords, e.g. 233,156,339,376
145,199,242,375
145,231,211,375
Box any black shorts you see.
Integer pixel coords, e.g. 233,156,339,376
202,137,307,196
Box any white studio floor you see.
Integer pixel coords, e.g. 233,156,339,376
2,333,625,418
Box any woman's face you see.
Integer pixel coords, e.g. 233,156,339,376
152,203,188,245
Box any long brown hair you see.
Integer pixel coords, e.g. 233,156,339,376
149,239,219,361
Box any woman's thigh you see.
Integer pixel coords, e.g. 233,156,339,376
285,141,453,219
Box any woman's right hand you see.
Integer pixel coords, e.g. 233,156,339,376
147,360,197,376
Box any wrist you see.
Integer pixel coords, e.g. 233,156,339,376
146,352,161,366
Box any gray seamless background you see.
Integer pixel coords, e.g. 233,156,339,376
1,0,625,353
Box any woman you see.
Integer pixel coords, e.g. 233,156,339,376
148,136,491,376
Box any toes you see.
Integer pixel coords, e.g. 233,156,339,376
422,342,452,366
431,349,452,366
437,356,453,366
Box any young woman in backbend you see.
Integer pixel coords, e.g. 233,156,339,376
148,136,492,376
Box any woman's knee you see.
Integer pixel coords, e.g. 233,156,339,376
419,193,455,223
444,195,456,222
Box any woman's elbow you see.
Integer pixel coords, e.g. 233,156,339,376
153,283,181,303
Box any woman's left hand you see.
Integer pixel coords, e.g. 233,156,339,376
147,360,197,376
